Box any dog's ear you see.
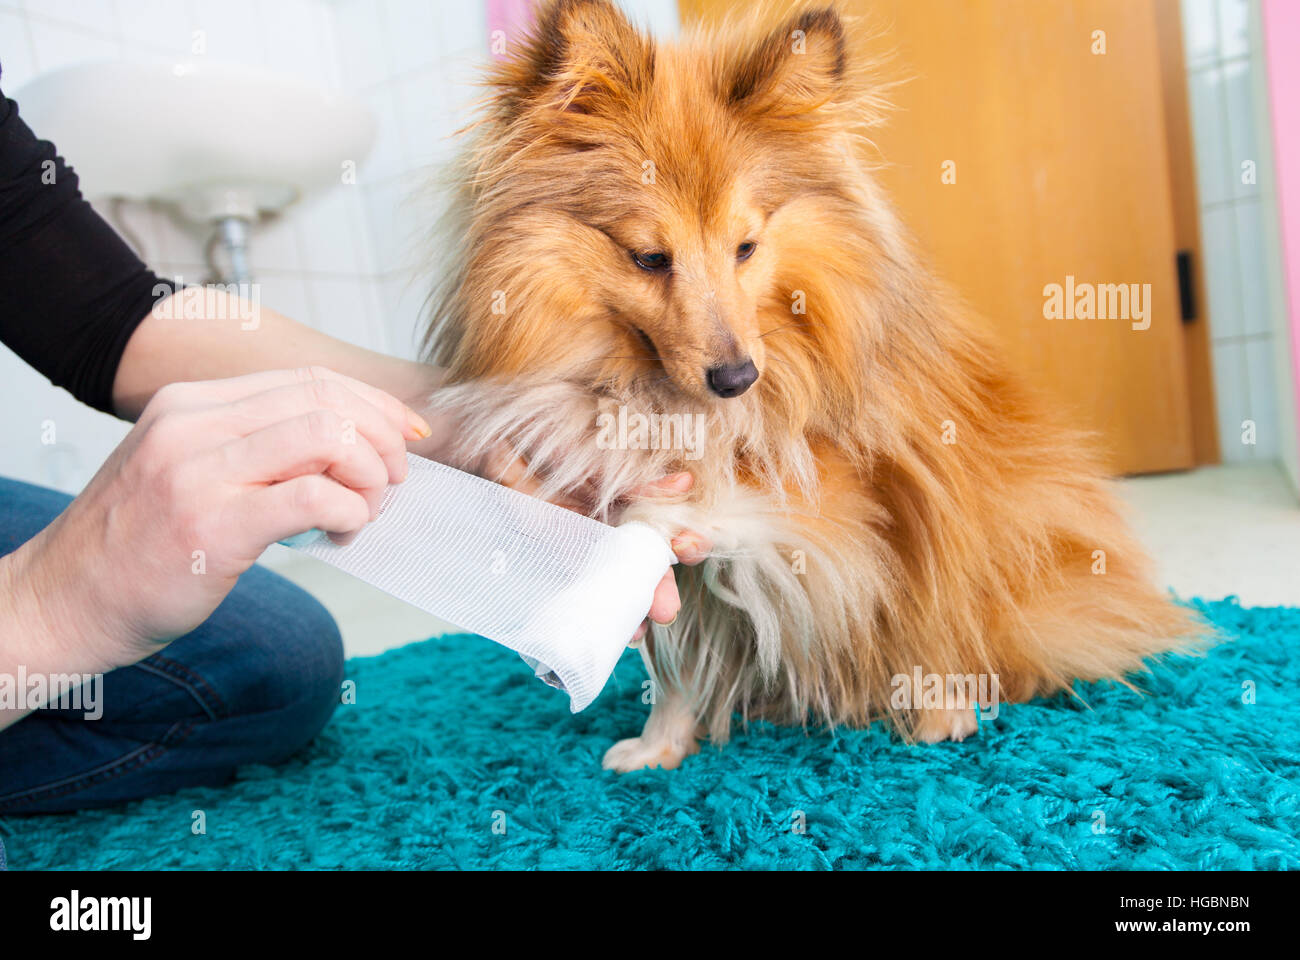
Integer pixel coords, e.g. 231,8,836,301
724,7,846,118
495,0,654,117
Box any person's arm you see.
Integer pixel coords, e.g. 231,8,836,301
112,288,455,455
0,85,172,414
112,289,704,634
0,550,120,730
0,367,427,732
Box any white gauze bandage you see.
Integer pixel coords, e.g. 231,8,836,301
282,453,674,712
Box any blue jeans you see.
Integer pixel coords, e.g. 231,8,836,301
0,477,345,813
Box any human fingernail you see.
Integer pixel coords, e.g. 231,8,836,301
407,410,433,438
671,535,700,557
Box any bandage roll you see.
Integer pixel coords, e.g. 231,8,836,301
284,453,674,712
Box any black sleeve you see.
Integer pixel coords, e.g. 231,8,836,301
0,75,175,416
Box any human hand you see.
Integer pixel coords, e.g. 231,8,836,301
3,367,429,672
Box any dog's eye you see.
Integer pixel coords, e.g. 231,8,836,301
632,250,671,272
736,241,757,262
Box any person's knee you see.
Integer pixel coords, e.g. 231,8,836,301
249,577,346,755
279,599,344,733
0,578,346,812
177,565,346,763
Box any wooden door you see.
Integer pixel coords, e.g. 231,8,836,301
681,0,1204,474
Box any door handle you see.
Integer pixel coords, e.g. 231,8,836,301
1177,250,1196,323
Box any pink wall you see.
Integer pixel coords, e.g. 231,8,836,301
1262,0,1300,452
488,0,536,60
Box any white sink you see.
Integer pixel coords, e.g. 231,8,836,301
13,59,375,222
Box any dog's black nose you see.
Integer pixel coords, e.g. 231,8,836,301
706,360,758,398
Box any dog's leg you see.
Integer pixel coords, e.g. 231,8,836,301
911,706,979,743
602,690,700,772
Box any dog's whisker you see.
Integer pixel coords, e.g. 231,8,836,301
756,321,812,340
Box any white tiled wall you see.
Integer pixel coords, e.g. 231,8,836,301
0,0,382,494
333,0,490,361
0,0,488,494
1182,0,1293,466
0,0,676,494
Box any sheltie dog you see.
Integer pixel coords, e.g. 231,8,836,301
422,0,1202,771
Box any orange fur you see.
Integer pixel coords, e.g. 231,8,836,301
423,0,1205,768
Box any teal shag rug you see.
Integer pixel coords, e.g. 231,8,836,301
3,598,1297,869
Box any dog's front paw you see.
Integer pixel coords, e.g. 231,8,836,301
912,706,980,744
602,735,699,772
